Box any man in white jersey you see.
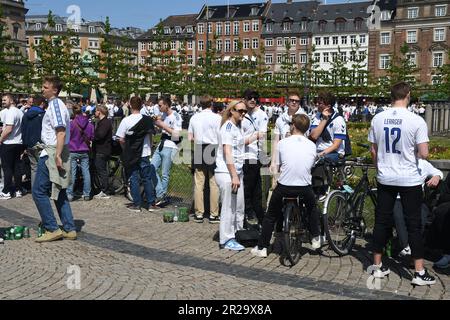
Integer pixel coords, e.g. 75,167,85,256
188,96,221,224
116,96,157,213
270,92,306,175
251,114,323,258
242,89,268,225
310,91,347,162
33,76,77,243
152,97,182,205
0,94,24,199
368,82,435,286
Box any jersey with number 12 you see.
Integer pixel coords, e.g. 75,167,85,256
368,108,429,187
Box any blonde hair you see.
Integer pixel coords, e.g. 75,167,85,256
221,100,244,127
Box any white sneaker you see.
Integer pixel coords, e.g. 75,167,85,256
311,236,326,250
15,190,23,198
0,192,12,200
94,191,111,199
251,246,268,258
399,245,411,257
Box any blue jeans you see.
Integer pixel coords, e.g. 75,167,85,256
151,146,177,199
323,152,340,163
32,156,76,232
67,152,91,198
130,157,157,207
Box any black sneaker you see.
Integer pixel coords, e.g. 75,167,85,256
194,215,204,223
126,205,142,213
209,216,220,224
412,269,436,286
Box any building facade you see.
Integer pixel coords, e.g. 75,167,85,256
195,2,271,64
369,0,450,85
1,0,29,58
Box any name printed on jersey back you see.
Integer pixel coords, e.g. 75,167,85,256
384,119,403,126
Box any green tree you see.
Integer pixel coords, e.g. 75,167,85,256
434,50,450,98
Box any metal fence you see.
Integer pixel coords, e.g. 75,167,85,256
426,102,450,136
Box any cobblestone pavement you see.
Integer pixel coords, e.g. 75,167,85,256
0,195,449,300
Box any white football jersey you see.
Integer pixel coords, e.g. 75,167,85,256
242,108,269,161
368,107,429,187
215,120,245,175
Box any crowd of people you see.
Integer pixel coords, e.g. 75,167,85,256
1,76,449,288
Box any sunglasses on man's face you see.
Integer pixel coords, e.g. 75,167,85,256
233,108,247,115
289,99,301,104
246,96,259,101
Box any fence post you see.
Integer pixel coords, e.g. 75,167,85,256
426,103,433,136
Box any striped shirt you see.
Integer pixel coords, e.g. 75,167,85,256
40,98,70,157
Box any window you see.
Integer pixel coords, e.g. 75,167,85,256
36,23,42,30
407,7,419,19
277,53,283,64
340,51,347,62
359,35,366,44
300,37,308,45
380,32,391,45
290,53,297,64
284,38,289,46
300,53,307,64
332,52,338,62
323,52,329,63
341,36,347,45
215,23,222,36
207,23,212,34
89,26,95,34
243,39,250,49
350,35,356,44
335,19,346,32
265,38,273,47
187,41,193,50
252,20,259,32
433,52,444,68
34,37,42,46
323,37,330,45
300,20,307,30
175,26,182,34
251,7,259,16
332,36,338,45
265,54,273,64
381,11,392,21
198,23,204,34
244,21,250,32
266,23,273,32
12,24,19,39
379,54,390,69
187,55,193,65
225,22,231,35
277,38,283,47
434,28,445,42
291,37,297,46
359,50,366,61
171,41,176,50
198,40,204,51
435,5,447,17
354,18,363,30
314,52,320,63
350,51,356,61
315,37,321,46
224,40,231,52
89,40,99,48
234,39,239,52
140,57,145,65
164,27,171,35
319,20,327,32
216,39,223,52
26,37,29,46
56,24,62,32
407,30,417,43
283,21,292,31
406,53,417,67
186,26,193,33
72,25,80,33
252,38,259,49
233,22,239,35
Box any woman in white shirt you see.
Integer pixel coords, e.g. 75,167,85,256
215,101,248,251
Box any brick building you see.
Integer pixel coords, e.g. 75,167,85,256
1,0,28,58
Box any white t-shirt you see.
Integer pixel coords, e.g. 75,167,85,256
277,135,317,187
160,111,182,150
1,106,23,145
106,104,115,118
310,112,347,155
40,98,71,157
188,109,221,145
368,107,429,187
418,159,443,181
274,108,306,140
116,114,152,157
215,120,245,175
242,108,269,160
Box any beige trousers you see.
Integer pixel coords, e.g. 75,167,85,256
194,168,219,218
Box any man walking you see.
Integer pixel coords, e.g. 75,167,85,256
33,75,77,242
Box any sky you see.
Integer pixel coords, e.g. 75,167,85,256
24,0,350,30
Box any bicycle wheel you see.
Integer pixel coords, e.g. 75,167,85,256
281,202,302,267
323,190,355,256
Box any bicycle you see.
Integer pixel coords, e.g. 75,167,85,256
322,154,377,256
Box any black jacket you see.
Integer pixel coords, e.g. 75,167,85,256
21,106,45,148
121,116,154,173
94,117,113,156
